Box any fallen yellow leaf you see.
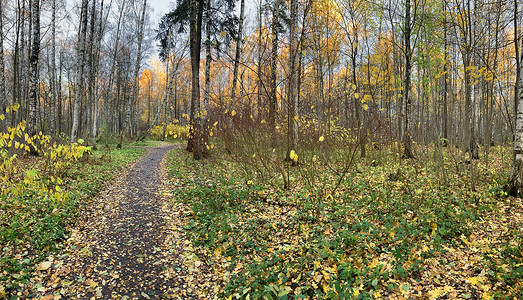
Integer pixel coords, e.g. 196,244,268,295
467,276,480,285
86,279,98,288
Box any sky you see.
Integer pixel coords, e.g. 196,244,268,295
148,0,175,23
147,0,257,28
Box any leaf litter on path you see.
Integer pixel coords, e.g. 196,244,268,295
28,144,212,299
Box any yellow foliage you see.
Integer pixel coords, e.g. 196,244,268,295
150,123,189,140
1,117,90,203
290,150,298,162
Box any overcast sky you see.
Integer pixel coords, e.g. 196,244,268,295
147,0,257,27
148,0,175,24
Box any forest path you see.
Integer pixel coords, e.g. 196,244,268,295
34,144,207,299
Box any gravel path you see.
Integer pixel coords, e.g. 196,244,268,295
33,145,203,299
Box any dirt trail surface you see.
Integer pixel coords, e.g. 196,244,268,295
31,144,213,299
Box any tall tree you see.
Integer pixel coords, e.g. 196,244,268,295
402,0,415,158
128,0,148,137
187,0,204,158
442,0,449,146
71,0,89,144
269,0,283,138
202,0,211,154
0,0,6,130
339,0,365,157
287,0,298,157
86,0,97,144
27,0,40,143
92,0,106,148
515,0,520,119
454,0,479,160
509,51,523,195
230,0,245,104
158,0,237,159
509,4,523,195
50,0,57,134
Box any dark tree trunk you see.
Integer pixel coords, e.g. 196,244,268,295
403,0,414,159
186,0,204,159
27,0,40,149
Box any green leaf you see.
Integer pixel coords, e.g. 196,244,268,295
371,278,378,287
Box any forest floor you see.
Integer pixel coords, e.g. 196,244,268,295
3,141,523,299
26,143,215,299
165,144,523,299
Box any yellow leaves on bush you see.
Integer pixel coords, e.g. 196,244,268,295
150,123,189,140
10,102,20,112
289,150,298,162
1,119,90,203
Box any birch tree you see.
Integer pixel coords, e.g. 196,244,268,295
287,0,298,157
269,0,282,137
27,0,40,143
71,0,89,144
0,0,6,131
49,0,57,134
230,0,245,103
509,13,523,195
202,0,211,155
128,0,148,137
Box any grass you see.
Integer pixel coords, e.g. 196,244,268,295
0,143,146,295
167,143,523,299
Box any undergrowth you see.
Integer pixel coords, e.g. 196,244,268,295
167,144,522,299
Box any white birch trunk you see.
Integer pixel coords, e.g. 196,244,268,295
128,0,147,137
71,0,89,143
50,0,57,134
510,50,523,195
0,0,6,127
231,0,245,104
92,0,105,147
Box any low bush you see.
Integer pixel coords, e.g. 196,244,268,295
150,122,189,140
